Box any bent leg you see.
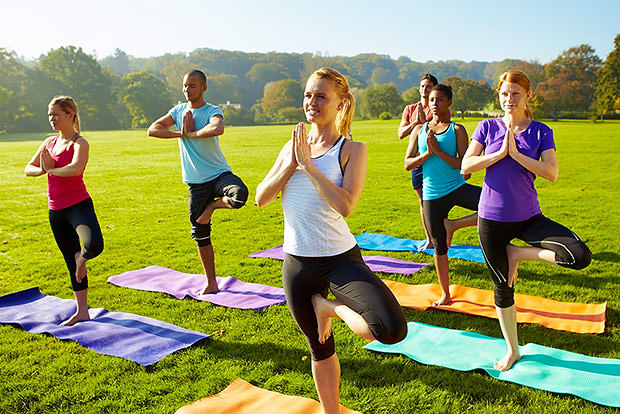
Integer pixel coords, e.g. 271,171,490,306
444,184,481,247
327,247,407,345
197,172,248,224
70,198,104,283
518,214,592,270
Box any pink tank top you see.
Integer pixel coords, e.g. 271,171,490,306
46,135,90,210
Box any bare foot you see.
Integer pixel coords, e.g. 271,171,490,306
311,294,333,344
494,350,521,371
74,252,87,283
444,218,455,249
419,239,433,251
196,202,216,225
432,293,452,306
198,279,219,295
60,310,90,326
506,244,520,288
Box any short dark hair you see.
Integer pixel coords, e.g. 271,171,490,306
431,84,453,100
420,73,439,86
185,69,207,85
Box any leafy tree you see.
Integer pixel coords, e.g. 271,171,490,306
222,106,254,126
0,48,28,132
206,74,242,105
402,86,421,105
121,71,173,128
537,44,602,114
443,77,494,118
594,34,620,119
37,46,121,130
277,106,305,123
100,48,131,76
260,79,302,121
358,83,404,119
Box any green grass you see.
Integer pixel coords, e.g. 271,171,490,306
1,119,619,413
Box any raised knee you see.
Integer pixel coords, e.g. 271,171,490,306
573,243,592,270
227,184,248,209
374,315,407,345
83,238,104,259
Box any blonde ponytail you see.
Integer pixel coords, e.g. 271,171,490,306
310,67,355,139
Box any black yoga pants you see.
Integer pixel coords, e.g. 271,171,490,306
478,214,591,308
282,245,407,361
48,198,104,291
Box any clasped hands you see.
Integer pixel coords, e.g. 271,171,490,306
40,148,55,172
499,122,520,158
181,110,196,137
286,122,312,169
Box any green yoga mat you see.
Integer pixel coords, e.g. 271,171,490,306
364,322,620,407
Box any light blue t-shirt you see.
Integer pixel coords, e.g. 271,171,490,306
418,121,465,200
168,102,230,184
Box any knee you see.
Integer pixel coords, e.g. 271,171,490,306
83,237,104,260
572,243,592,270
309,335,336,361
493,283,515,308
226,183,248,209
192,222,212,246
373,311,407,345
433,242,448,256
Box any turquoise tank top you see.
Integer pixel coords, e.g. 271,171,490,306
417,121,465,200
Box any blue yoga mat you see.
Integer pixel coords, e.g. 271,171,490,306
364,322,620,407
355,232,485,263
0,287,210,366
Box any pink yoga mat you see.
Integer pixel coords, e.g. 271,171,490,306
249,245,429,275
108,266,286,310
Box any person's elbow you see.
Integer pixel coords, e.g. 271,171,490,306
214,122,225,136
147,123,158,137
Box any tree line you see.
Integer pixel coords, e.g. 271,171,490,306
1,35,619,133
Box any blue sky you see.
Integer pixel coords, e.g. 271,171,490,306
3,0,619,63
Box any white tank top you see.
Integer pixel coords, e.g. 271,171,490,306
281,137,357,257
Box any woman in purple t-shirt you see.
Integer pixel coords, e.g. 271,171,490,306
462,70,591,371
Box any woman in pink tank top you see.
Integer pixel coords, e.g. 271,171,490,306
25,96,104,326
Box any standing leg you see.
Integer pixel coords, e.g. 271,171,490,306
197,244,218,294
423,196,453,305
478,217,521,371
312,354,341,414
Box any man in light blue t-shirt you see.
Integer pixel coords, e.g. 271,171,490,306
148,70,248,294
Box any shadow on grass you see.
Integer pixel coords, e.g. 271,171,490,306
592,251,620,264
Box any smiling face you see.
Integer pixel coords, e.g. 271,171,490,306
48,104,74,132
419,78,435,99
428,89,451,116
499,81,530,116
303,76,342,125
183,74,207,103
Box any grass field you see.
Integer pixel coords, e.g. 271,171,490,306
1,119,619,413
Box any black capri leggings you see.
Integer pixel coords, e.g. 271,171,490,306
188,171,248,247
478,214,591,308
423,183,481,255
48,197,104,291
282,245,407,361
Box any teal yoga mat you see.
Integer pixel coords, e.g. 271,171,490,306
364,322,620,407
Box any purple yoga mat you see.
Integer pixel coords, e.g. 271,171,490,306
0,287,209,366
108,266,286,310
249,246,430,275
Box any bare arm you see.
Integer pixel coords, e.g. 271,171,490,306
255,139,298,207
185,114,225,139
510,146,559,182
397,104,425,139
25,138,52,177
293,123,368,217
147,114,182,139
46,138,89,177
404,124,430,170
461,127,510,174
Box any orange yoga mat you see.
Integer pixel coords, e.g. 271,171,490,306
176,378,363,414
383,281,606,334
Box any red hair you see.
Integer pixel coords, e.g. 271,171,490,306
497,70,532,120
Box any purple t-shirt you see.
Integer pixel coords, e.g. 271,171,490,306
471,118,555,222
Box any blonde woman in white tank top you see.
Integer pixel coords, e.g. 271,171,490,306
256,68,406,414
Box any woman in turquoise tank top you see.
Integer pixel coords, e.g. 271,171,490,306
404,84,481,306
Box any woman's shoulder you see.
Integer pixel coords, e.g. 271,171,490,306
530,120,552,134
